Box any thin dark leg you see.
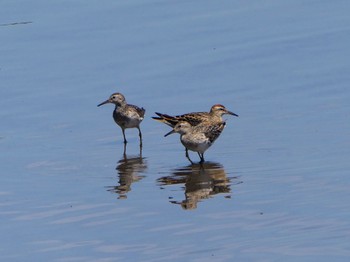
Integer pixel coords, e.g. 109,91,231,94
123,143,127,156
137,126,143,147
139,145,142,158
185,148,193,164
198,153,205,163
122,128,127,144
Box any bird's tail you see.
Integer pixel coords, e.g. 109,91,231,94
152,112,178,127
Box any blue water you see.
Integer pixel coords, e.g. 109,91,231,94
1,1,350,261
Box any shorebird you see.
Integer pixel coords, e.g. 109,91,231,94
165,121,226,163
98,93,145,146
152,104,238,128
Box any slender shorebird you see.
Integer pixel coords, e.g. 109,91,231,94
152,104,238,128
98,93,145,146
165,121,226,163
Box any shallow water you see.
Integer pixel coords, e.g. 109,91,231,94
1,1,350,261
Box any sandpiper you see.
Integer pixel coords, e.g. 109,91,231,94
152,104,238,128
165,121,226,163
98,93,145,146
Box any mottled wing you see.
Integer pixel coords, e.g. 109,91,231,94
152,111,208,127
201,122,226,143
179,112,209,126
129,104,146,119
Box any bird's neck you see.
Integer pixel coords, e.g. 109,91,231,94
114,103,125,109
210,112,222,119
209,110,217,116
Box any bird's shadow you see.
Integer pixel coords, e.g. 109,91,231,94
106,145,147,199
157,161,241,210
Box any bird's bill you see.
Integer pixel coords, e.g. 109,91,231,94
97,99,110,107
164,129,176,137
226,110,239,117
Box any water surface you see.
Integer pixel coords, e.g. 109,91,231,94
1,0,350,261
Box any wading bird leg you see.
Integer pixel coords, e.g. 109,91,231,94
137,126,143,148
198,152,205,163
185,148,193,164
122,128,127,144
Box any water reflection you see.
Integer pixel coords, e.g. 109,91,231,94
106,147,147,199
157,162,241,210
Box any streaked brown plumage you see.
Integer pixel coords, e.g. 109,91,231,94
165,121,226,163
152,104,238,128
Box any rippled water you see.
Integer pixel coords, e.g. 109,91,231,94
1,1,350,261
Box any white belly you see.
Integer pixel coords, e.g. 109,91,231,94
181,134,211,154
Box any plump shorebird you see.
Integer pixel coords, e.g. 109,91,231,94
165,121,226,163
152,104,238,128
98,93,145,146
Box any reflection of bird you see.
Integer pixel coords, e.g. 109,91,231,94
98,93,145,146
152,104,238,127
164,121,226,163
106,153,147,199
157,162,239,210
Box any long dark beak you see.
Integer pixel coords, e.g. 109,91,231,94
164,129,176,137
226,110,239,117
97,99,110,107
